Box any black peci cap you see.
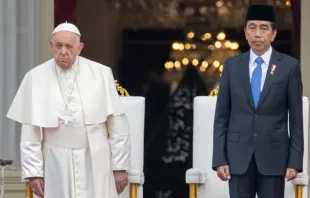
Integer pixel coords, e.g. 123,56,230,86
246,5,276,23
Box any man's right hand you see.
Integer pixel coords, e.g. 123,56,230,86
29,177,44,198
216,165,231,181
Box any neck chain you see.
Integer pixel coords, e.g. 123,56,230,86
55,58,80,111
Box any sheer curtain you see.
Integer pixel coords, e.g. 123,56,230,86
0,0,39,167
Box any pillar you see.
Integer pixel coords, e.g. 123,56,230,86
76,0,122,77
39,1,54,63
301,0,310,194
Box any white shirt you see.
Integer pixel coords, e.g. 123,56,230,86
249,46,272,91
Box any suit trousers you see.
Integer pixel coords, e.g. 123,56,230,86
229,155,285,198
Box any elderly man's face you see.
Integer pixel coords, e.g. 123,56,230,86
244,20,277,55
50,31,84,69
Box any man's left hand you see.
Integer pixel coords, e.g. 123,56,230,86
285,168,298,181
114,170,128,193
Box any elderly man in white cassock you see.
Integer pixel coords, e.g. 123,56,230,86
6,22,130,198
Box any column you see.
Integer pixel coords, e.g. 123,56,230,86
301,0,310,96
76,0,122,77
301,0,310,192
39,1,54,63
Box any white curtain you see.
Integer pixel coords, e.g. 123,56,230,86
0,0,39,167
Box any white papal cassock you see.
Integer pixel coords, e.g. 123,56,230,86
7,56,130,198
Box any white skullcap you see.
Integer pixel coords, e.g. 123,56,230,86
52,22,81,36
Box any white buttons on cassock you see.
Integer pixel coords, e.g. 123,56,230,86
72,150,87,198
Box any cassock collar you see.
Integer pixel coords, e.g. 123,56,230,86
54,56,79,74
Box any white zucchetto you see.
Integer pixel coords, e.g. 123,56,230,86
52,22,81,36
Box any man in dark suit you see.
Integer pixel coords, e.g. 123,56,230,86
212,4,304,197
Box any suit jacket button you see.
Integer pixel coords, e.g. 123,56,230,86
253,133,257,136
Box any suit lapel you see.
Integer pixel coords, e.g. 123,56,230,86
240,51,255,110
256,49,282,109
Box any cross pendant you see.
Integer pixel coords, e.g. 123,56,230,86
63,108,72,124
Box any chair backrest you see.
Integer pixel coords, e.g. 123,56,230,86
193,96,309,198
119,96,145,198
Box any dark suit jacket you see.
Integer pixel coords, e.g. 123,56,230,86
212,49,304,176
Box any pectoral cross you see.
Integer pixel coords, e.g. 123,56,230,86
63,109,73,124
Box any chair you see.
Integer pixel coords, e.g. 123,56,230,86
119,96,145,198
186,94,309,198
25,82,145,198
